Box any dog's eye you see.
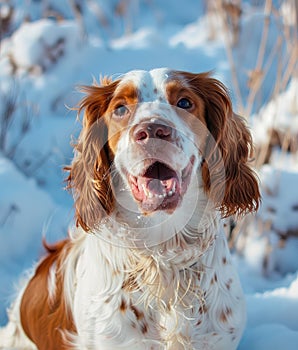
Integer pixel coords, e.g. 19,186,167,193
113,105,129,118
177,98,192,109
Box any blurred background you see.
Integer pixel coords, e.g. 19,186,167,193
0,1,298,348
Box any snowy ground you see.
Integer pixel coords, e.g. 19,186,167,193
0,1,298,349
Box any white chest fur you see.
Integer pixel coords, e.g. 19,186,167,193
67,224,245,350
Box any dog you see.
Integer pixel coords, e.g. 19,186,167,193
0,68,260,350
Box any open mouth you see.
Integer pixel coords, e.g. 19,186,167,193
127,156,194,213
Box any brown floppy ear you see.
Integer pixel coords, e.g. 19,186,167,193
181,71,260,217
203,111,261,217
65,79,119,231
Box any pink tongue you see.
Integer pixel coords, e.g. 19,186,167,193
147,178,163,194
133,162,179,204
137,177,176,195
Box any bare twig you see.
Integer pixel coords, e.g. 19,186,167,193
214,0,245,114
0,86,18,152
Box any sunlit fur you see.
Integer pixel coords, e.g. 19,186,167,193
0,68,260,350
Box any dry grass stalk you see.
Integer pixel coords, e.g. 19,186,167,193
213,0,298,254
213,0,245,114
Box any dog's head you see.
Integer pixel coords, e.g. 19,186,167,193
66,69,260,233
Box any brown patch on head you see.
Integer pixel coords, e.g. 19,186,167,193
78,79,120,129
165,77,207,152
105,82,139,154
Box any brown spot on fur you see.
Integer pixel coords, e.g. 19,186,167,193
20,240,76,350
122,275,138,292
105,295,113,303
225,278,233,290
211,272,218,285
141,322,148,334
214,273,218,283
131,305,144,320
220,307,233,323
220,312,228,323
120,298,127,312
199,303,208,315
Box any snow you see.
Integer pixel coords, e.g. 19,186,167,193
10,19,80,72
240,275,298,350
1,1,298,349
0,157,70,323
170,16,223,49
252,78,298,143
111,27,165,49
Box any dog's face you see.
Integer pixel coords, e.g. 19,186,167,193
67,68,260,233
106,69,207,215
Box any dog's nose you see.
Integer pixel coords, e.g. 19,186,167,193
133,122,173,143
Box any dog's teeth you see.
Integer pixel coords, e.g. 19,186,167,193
172,182,176,193
142,184,148,197
140,180,177,200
